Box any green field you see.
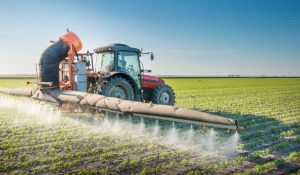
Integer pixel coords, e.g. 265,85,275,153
0,78,300,174
0,78,36,88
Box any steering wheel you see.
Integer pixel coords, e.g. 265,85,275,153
128,65,134,73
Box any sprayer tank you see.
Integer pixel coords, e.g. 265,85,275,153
73,62,87,92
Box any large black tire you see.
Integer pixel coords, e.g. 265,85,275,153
152,84,175,106
100,76,135,100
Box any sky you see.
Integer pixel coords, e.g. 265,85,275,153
0,0,299,76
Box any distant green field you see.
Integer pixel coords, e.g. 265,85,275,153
0,77,300,174
0,78,36,88
2,77,299,116
164,77,300,120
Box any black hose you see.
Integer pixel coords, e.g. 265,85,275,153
39,42,70,88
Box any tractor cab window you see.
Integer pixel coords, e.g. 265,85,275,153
83,55,93,70
118,51,141,88
95,52,114,73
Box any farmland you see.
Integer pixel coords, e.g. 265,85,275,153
1,77,300,174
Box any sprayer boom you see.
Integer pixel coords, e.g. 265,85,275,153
0,88,243,131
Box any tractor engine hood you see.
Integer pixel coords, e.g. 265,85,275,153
142,75,165,89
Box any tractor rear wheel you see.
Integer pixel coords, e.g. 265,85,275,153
100,76,135,100
152,84,175,105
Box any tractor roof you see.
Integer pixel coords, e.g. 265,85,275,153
94,43,140,53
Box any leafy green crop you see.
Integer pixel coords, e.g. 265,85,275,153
1,77,300,174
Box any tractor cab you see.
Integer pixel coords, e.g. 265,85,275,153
89,43,175,105
94,44,142,89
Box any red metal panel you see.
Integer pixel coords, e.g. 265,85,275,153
142,74,164,89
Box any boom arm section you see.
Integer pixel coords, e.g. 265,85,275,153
0,88,242,131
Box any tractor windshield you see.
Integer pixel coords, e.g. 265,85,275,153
95,52,114,73
117,51,141,88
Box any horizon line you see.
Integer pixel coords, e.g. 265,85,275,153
0,74,299,78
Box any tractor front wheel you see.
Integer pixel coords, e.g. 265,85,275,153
152,84,175,106
100,76,135,101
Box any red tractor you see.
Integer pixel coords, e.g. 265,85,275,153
85,43,175,105
38,31,175,105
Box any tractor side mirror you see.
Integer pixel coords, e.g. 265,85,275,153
150,53,154,61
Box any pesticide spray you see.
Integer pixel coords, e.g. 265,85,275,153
0,94,240,156
0,94,61,124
